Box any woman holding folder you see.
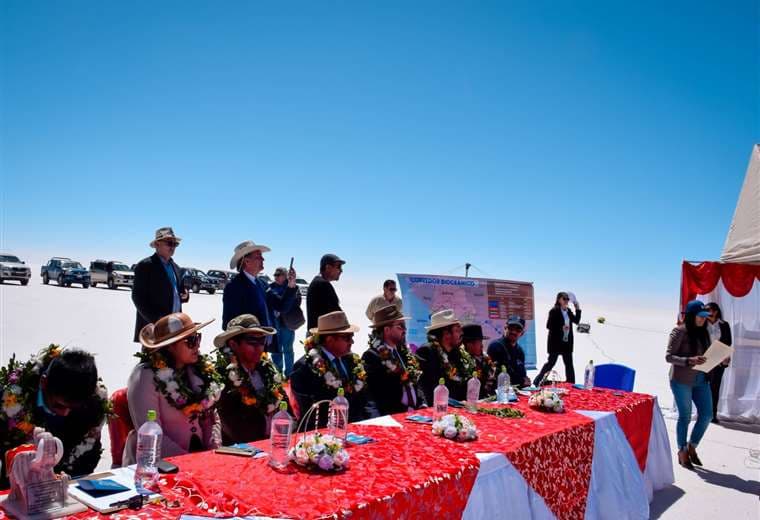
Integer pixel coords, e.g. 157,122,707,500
666,300,712,469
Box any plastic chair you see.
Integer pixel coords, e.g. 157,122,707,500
108,388,133,467
593,364,636,392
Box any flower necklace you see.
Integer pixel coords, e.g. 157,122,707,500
427,336,475,383
473,354,496,387
367,336,421,385
136,350,224,419
303,336,366,394
214,347,288,414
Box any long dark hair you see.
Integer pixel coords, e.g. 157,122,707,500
705,302,723,321
554,292,569,307
684,312,710,347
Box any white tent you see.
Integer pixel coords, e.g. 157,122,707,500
721,144,760,263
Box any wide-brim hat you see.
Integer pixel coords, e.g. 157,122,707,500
309,311,360,335
214,314,277,349
462,323,489,341
229,240,271,270
139,312,214,350
425,309,461,332
149,227,182,248
371,304,411,329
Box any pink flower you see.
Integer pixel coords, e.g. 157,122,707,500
8,371,19,383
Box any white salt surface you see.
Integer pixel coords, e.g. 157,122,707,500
0,274,757,518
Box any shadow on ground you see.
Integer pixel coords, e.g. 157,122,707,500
649,485,686,519
694,466,760,496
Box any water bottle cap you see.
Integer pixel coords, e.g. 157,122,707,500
279,401,288,411
501,365,507,372
438,378,445,385
147,409,157,421
337,387,345,397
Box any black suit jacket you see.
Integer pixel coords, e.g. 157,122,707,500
306,275,341,331
132,253,183,342
362,347,426,416
546,306,581,354
415,343,468,404
290,350,377,429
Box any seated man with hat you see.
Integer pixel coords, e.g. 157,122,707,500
415,309,474,404
0,346,110,488
362,305,426,416
462,323,497,398
290,311,377,428
487,316,532,388
213,314,291,444
125,313,222,464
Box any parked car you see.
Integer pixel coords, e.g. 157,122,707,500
41,257,90,288
0,253,32,285
207,269,236,290
90,259,135,289
181,268,217,294
296,277,309,298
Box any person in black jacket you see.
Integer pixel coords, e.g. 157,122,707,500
362,305,425,415
533,292,581,385
462,323,497,398
705,302,732,424
306,254,345,332
487,316,531,388
132,227,188,342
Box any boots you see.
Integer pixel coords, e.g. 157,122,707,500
688,443,703,466
678,449,694,470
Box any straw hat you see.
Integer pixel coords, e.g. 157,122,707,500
149,227,182,248
229,240,271,270
139,312,214,350
213,314,277,349
425,309,460,332
309,311,360,336
371,304,411,329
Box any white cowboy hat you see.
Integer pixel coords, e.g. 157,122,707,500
309,311,360,336
139,312,214,350
229,240,271,270
149,227,182,248
425,309,461,332
213,314,276,349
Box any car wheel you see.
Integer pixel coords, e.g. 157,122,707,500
92,281,97,287
192,283,200,294
42,272,49,284
21,280,29,286
58,274,65,286
108,278,116,289
208,289,216,295
83,283,89,289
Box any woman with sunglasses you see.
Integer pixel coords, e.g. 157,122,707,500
123,312,223,464
533,291,581,386
705,302,732,424
213,314,292,444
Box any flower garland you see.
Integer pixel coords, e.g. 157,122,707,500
473,354,496,390
427,336,475,383
302,335,367,394
214,347,288,414
135,350,224,419
367,336,421,385
0,344,113,473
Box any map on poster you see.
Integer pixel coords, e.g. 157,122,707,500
397,273,536,369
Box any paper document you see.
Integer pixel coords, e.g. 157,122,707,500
694,340,733,373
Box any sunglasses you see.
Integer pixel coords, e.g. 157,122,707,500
184,333,202,349
560,297,569,301
240,335,267,346
161,240,180,248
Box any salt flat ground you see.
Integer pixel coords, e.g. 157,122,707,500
0,275,757,518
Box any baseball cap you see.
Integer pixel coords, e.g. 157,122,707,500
507,316,525,329
685,300,709,318
320,253,346,270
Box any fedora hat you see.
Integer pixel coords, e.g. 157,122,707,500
229,240,271,270
149,227,182,248
139,312,214,350
371,304,411,329
309,311,360,336
425,309,461,332
213,314,277,349
462,323,489,342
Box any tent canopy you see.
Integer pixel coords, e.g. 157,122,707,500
721,144,760,264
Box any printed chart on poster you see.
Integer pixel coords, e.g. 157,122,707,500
397,273,536,368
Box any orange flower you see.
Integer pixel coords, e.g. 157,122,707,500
182,403,202,417
273,390,282,400
400,372,409,382
242,396,257,406
17,421,35,434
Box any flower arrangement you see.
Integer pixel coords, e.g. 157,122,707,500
432,414,478,441
290,432,349,471
136,350,224,419
367,336,421,384
215,347,287,413
528,389,565,413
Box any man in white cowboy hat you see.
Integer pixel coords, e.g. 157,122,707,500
362,305,425,415
222,240,299,355
415,309,469,404
213,314,292,444
132,227,189,342
290,311,377,428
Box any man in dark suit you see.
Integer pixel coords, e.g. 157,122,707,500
306,253,345,331
132,227,188,342
222,241,299,358
415,309,468,403
362,305,425,415
290,311,377,427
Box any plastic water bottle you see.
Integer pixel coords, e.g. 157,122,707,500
433,378,449,419
584,360,595,390
497,366,510,404
269,401,293,469
134,409,162,490
466,375,481,411
328,388,349,441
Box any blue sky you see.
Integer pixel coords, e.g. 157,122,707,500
1,1,758,300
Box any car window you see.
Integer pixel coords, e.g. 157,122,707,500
296,278,307,284
112,263,130,271
0,255,20,263
62,262,83,269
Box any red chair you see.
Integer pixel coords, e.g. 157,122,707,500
108,388,133,467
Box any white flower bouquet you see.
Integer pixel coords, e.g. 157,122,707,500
528,389,565,413
289,432,349,472
432,414,478,441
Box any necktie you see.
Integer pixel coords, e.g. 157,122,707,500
335,358,348,380
395,349,416,408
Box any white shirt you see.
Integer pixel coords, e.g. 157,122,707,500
707,321,722,344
